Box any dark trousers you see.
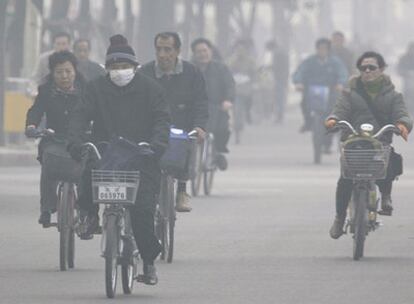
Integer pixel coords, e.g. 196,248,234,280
335,174,394,219
39,166,58,213
78,159,162,262
212,111,231,153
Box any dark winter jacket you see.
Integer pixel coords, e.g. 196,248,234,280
77,59,106,82
140,60,209,132
328,75,413,143
198,61,235,129
67,72,171,159
26,75,86,136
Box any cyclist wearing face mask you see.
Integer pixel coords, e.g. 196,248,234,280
68,34,171,285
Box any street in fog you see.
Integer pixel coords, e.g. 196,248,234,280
1,105,414,304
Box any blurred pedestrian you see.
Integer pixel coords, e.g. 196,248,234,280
32,32,71,86
73,39,105,82
398,42,414,114
192,37,235,170
331,31,354,76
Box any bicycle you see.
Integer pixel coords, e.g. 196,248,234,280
307,85,331,164
32,129,81,271
331,121,400,260
190,132,217,196
155,172,175,263
84,141,141,298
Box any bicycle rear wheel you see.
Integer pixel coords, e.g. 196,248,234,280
203,138,215,196
58,183,75,271
191,144,203,197
353,189,368,261
104,215,119,298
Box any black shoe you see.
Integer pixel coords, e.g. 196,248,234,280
215,154,228,171
329,216,345,239
378,195,393,216
38,211,51,228
79,213,99,240
138,264,158,286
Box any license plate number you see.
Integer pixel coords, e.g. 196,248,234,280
98,186,127,201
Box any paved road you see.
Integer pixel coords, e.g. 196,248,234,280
1,105,414,304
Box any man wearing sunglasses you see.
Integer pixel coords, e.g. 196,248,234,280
325,51,413,239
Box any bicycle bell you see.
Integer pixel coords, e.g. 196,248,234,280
360,123,374,136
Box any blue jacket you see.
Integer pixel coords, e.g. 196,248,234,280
293,54,348,87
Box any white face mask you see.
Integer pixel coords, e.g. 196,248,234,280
109,68,135,86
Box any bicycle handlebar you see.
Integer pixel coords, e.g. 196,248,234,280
328,120,401,138
373,124,401,139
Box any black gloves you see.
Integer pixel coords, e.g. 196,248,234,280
67,142,82,162
25,126,38,138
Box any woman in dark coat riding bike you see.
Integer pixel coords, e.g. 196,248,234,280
25,51,86,227
325,51,413,239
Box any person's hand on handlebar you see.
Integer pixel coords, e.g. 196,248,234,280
25,125,37,138
396,123,409,141
194,127,206,143
325,119,337,129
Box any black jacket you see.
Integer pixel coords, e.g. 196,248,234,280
67,72,171,159
140,60,208,132
198,61,235,129
26,75,86,136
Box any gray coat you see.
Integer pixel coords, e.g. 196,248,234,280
328,75,413,143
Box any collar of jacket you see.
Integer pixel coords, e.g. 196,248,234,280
344,74,395,97
155,58,183,78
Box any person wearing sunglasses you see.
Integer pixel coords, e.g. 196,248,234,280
325,51,413,239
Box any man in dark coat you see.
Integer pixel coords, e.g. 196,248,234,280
191,37,235,169
73,39,106,82
331,31,354,76
26,50,85,227
140,32,209,213
68,34,170,285
326,51,412,239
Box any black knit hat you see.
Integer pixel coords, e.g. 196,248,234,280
105,34,138,67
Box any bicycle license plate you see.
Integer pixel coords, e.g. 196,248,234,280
98,186,127,201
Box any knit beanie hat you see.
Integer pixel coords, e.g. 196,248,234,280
105,34,139,67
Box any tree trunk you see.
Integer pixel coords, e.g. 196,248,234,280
136,0,175,63
6,0,26,77
215,0,234,56
0,0,9,145
124,0,135,43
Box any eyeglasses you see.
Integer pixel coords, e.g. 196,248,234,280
358,64,379,72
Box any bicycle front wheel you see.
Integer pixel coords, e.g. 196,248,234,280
353,189,368,261
191,144,203,197
58,183,76,271
104,215,119,298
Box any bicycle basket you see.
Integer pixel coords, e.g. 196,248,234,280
340,139,391,180
42,142,82,183
91,170,140,205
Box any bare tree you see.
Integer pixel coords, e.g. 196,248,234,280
0,0,9,145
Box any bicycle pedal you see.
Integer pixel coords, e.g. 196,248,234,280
135,274,145,283
94,226,103,235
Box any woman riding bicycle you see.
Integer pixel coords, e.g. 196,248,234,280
325,51,413,239
25,51,86,227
